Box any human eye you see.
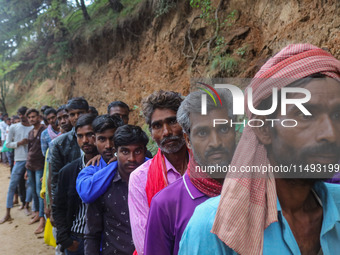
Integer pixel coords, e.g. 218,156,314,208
121,149,129,155
196,128,208,137
219,125,229,133
152,123,162,129
134,149,142,155
332,111,340,120
169,118,177,125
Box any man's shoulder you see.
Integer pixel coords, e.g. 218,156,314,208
130,159,153,182
60,158,82,175
152,177,184,205
324,182,340,206
53,130,73,144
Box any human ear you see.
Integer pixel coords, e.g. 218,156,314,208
184,133,192,150
252,115,272,145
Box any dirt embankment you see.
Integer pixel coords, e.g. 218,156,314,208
10,0,340,123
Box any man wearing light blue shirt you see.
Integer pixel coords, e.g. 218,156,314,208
179,44,340,255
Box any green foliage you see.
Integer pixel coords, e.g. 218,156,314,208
0,0,143,85
210,54,238,74
190,0,214,23
236,44,248,56
155,0,176,18
142,123,158,156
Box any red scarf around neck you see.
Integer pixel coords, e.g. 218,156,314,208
187,150,223,197
145,148,168,207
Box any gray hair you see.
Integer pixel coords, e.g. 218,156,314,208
177,89,234,134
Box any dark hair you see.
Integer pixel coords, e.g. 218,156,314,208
41,105,51,114
89,106,99,117
142,90,183,127
75,114,96,132
17,106,28,116
107,101,130,114
56,105,67,114
66,97,89,112
114,125,149,149
3,113,8,118
25,108,40,117
44,108,57,117
12,115,19,120
92,114,124,134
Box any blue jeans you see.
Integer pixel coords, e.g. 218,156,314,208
6,161,27,208
27,169,44,217
64,235,84,255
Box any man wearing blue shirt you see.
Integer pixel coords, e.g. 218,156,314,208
179,44,340,255
76,114,124,203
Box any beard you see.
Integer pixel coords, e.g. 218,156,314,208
158,135,186,154
271,142,340,180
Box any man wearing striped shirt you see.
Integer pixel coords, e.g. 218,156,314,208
53,114,98,255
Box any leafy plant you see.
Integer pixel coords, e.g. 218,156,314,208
210,54,238,74
155,0,176,17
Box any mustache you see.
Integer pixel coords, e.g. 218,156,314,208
160,135,182,145
205,146,230,157
300,143,340,157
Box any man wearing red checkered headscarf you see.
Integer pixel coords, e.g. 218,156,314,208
178,44,340,255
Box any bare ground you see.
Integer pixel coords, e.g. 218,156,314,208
0,163,55,255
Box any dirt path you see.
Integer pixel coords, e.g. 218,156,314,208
0,163,55,255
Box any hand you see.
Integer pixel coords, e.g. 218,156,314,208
44,206,51,219
107,155,117,165
18,138,28,146
49,214,55,227
67,240,79,252
86,155,101,167
24,171,28,180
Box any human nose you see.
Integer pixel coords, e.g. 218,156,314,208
163,123,172,137
128,152,136,162
209,130,222,148
316,115,336,144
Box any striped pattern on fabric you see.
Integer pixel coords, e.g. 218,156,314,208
211,44,340,255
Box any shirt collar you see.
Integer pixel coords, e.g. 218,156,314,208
183,172,206,200
276,181,340,232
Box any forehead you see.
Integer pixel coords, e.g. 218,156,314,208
57,110,68,117
286,78,340,107
76,125,94,134
118,144,144,150
96,128,116,137
28,111,38,116
68,108,86,114
109,106,129,115
47,113,56,118
151,108,177,123
190,108,230,129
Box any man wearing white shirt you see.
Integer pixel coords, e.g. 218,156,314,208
0,107,33,224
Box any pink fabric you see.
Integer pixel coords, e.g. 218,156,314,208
211,44,340,255
128,156,182,255
47,125,59,140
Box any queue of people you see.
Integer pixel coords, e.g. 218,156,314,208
0,43,339,255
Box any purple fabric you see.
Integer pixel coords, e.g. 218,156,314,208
327,172,340,184
144,173,208,255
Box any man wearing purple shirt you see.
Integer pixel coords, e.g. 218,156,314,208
128,91,189,254
144,89,236,255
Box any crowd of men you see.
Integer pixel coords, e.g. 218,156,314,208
0,43,339,255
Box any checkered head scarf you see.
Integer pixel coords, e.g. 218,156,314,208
211,44,340,255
